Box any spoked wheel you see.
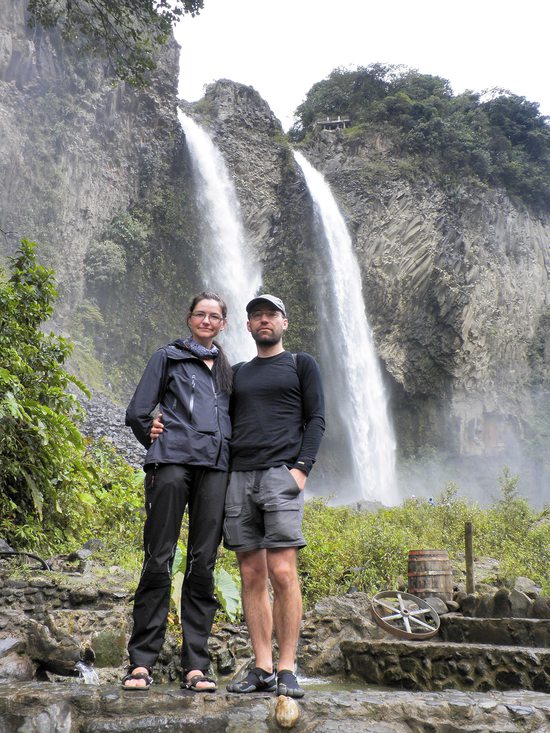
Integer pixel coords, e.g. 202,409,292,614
371,591,440,639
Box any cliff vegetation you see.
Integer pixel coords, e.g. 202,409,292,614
292,64,550,211
28,0,204,85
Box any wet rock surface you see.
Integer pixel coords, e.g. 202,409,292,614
1,681,550,732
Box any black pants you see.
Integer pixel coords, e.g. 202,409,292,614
128,464,227,673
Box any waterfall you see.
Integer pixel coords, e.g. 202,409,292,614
293,151,399,505
178,111,261,362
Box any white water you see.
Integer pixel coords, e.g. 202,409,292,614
293,151,399,505
75,660,100,685
178,111,261,362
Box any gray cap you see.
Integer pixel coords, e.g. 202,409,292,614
246,294,286,317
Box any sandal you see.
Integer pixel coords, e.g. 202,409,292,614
181,673,217,692
121,665,153,691
276,669,304,698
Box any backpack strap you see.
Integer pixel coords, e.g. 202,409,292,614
291,353,306,388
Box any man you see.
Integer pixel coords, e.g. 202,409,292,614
224,294,325,698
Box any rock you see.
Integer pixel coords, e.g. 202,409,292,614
90,629,127,668
215,648,236,676
342,637,550,692
298,592,383,676
0,682,549,733
274,695,301,728
0,636,25,657
474,593,495,618
68,586,100,605
514,575,542,597
82,539,106,552
533,596,550,619
0,651,34,681
45,609,130,669
422,596,448,615
66,548,94,562
470,557,500,584
493,588,512,617
509,588,534,618
25,618,81,675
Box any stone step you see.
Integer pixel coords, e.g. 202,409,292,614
2,682,550,733
439,614,550,647
341,638,550,693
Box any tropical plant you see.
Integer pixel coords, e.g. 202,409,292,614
0,240,143,553
171,543,242,622
0,240,88,545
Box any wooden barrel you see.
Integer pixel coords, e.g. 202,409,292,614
407,549,453,602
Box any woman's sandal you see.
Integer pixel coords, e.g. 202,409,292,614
121,666,153,691
181,673,217,692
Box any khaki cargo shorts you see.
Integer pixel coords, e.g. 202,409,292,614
223,466,306,552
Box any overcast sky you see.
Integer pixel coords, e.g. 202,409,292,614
174,0,550,131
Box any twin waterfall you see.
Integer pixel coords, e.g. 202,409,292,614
178,111,261,363
293,153,398,505
179,112,398,505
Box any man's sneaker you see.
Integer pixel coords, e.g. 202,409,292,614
227,667,277,693
276,669,305,698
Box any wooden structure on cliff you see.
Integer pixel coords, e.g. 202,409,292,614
317,115,351,130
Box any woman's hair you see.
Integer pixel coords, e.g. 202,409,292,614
188,291,233,394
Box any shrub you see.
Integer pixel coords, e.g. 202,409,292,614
298,473,550,607
0,241,142,556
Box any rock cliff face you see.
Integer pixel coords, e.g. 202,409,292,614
303,131,550,455
0,2,166,299
0,0,199,393
1,3,548,501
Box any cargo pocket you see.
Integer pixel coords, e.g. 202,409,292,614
223,504,243,547
264,496,304,546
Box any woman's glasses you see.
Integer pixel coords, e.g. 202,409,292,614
190,311,224,324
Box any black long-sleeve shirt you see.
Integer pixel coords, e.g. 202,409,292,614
229,350,325,475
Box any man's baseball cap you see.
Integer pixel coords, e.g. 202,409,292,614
246,294,286,317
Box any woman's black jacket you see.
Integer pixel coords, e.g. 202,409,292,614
125,341,231,471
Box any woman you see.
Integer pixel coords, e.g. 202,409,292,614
122,292,233,692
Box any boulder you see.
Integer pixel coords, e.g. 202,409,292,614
514,575,542,597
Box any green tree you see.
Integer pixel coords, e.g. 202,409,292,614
0,241,88,545
293,65,550,210
28,0,204,86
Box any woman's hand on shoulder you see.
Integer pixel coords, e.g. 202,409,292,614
150,413,164,441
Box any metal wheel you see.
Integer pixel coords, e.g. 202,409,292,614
0,552,50,571
371,590,440,639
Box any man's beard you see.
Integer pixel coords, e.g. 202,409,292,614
251,329,282,347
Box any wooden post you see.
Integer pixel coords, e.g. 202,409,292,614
465,521,474,594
